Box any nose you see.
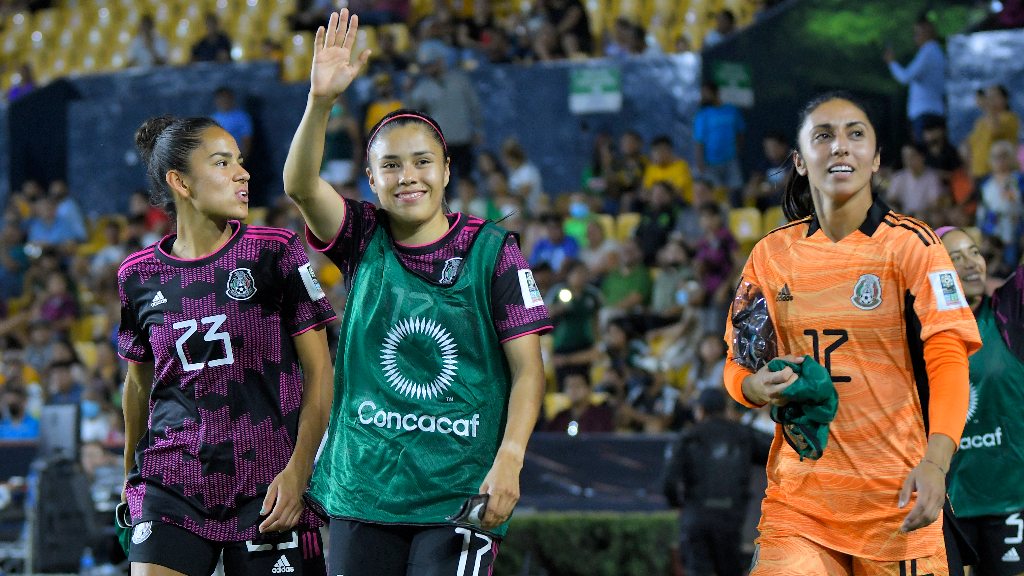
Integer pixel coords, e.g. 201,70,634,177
399,166,417,186
236,165,250,182
831,133,849,156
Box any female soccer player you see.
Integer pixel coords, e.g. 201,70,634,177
283,10,550,576
724,93,982,574
118,115,336,575
938,226,1024,576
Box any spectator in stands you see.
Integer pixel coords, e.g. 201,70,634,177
642,135,694,204
579,218,620,277
320,93,362,190
647,239,698,326
607,130,648,213
599,239,652,326
546,371,615,434
190,13,233,63
32,272,78,333
743,131,790,210
690,332,728,394
502,138,546,215
547,260,602,385
45,359,83,406
963,85,1020,185
407,42,483,184
619,367,681,433
89,220,127,276
363,73,403,135
6,63,35,102
702,9,736,48
26,194,87,250
9,178,44,220
537,0,593,58
365,29,410,77
693,202,738,314
49,179,87,238
288,0,333,33
603,17,638,58
127,189,171,241
22,321,57,374
884,142,945,219
920,116,962,178
530,213,579,274
448,178,495,220
563,191,594,247
210,87,254,159
976,140,1024,267
885,17,946,143
126,15,168,68
0,385,39,440
663,387,772,576
694,80,746,199
0,223,28,301
79,385,111,443
455,0,498,59
633,181,679,266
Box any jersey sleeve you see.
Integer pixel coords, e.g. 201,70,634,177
992,265,1024,360
304,198,379,284
723,248,774,408
277,234,338,337
116,266,153,363
492,235,553,342
902,238,982,354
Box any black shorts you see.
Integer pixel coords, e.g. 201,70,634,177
128,521,326,576
958,511,1024,576
328,519,500,576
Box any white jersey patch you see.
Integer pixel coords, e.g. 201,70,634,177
518,269,544,309
299,263,326,301
928,270,968,311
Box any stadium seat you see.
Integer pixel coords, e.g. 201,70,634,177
615,212,641,240
728,207,762,250
594,213,615,242
762,205,786,231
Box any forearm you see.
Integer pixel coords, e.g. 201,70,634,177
921,433,956,473
289,329,333,479
496,367,544,466
283,95,335,202
121,366,153,477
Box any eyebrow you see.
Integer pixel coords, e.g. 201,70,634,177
811,121,868,131
379,151,436,160
208,151,235,160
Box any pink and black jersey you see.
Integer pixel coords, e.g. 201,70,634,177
117,221,336,542
307,199,552,342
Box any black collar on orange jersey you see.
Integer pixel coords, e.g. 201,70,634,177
806,195,891,238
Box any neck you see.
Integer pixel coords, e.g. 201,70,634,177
811,187,873,242
172,210,233,259
970,294,984,314
391,211,451,246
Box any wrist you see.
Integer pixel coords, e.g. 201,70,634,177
920,458,948,475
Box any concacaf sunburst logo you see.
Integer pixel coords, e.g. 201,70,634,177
965,382,979,423
380,317,458,400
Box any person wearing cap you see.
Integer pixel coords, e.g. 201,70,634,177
662,387,772,576
938,225,1024,576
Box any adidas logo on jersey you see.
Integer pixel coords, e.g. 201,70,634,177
150,291,167,307
272,555,294,573
1004,547,1020,562
776,284,793,302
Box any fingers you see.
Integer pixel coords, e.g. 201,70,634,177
324,12,339,48
898,471,942,532
481,492,516,530
261,486,277,521
342,13,358,52
259,491,302,533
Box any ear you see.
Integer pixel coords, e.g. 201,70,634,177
165,170,192,201
443,157,451,189
365,166,378,197
792,150,807,176
872,149,881,173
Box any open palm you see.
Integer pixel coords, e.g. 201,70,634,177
310,10,370,100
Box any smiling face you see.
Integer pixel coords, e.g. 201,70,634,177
175,126,250,221
942,229,987,303
793,98,880,208
366,122,450,232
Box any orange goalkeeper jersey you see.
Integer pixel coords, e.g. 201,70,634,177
724,198,981,560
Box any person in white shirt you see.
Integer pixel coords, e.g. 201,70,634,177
885,142,945,218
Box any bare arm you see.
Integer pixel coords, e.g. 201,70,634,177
122,362,155,487
283,9,370,243
259,326,333,532
477,334,545,530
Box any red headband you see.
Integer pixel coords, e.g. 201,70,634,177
366,113,448,158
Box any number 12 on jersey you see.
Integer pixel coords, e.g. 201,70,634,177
174,314,234,372
803,329,851,383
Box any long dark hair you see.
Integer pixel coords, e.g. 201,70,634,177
134,115,220,215
780,91,880,221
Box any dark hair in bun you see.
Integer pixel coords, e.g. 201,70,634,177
134,115,220,215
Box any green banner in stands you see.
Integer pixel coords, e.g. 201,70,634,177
712,60,754,108
569,67,622,114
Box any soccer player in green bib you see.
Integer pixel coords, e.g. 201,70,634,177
283,10,551,576
938,226,1024,576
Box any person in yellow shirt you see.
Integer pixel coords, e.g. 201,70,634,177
362,72,403,135
642,135,694,204
963,85,1020,183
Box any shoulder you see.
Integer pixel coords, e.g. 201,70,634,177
877,211,940,249
117,244,159,280
753,216,812,254
243,225,297,245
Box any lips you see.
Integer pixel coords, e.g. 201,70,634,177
396,190,426,202
827,164,854,174
236,189,249,203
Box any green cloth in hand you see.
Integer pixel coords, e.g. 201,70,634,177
768,355,839,461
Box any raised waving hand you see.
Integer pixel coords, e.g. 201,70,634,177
311,10,371,100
